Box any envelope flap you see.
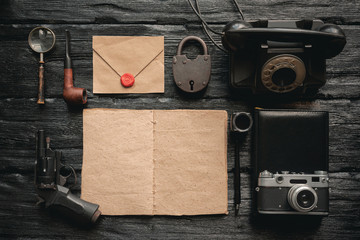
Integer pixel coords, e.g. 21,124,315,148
93,36,164,77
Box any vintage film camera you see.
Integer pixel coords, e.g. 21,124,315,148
256,170,329,215
221,19,346,94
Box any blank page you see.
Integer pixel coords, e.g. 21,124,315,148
153,110,228,215
81,109,228,215
81,109,154,215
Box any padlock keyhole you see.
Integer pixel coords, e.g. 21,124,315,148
189,80,194,91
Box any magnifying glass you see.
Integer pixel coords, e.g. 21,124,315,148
28,27,56,104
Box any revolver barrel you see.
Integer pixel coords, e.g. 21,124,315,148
35,130,59,187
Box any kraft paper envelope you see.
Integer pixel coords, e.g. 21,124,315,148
81,109,228,216
93,36,164,94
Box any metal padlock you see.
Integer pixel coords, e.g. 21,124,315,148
173,36,211,93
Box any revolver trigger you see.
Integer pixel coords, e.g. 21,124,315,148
59,164,77,188
59,175,67,186
59,165,77,189
68,165,77,189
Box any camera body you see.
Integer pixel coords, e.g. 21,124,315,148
256,170,329,215
222,19,346,94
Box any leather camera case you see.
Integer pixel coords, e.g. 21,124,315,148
254,109,329,176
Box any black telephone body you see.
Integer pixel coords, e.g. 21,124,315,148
221,20,346,95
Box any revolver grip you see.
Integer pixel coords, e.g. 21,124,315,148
48,185,101,224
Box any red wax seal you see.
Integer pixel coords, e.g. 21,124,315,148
120,73,135,87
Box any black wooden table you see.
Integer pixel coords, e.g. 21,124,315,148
1,0,359,239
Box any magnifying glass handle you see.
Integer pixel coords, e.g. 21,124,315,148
37,56,45,104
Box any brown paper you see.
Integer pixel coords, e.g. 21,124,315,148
81,109,228,215
93,36,164,94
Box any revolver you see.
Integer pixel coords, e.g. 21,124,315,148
35,130,101,224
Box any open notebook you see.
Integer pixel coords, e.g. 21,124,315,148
81,109,228,215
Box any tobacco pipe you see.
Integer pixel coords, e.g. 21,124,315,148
63,30,87,105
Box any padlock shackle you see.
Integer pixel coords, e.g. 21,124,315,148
177,36,208,56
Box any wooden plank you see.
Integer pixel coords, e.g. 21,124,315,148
0,0,359,24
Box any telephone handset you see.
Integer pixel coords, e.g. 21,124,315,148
222,20,346,59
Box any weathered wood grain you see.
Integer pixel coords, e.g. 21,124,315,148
0,0,359,24
0,0,359,239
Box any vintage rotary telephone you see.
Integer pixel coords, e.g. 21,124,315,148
188,0,347,95
221,19,346,94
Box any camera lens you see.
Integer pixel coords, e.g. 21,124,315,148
297,190,316,208
288,185,318,212
272,68,297,87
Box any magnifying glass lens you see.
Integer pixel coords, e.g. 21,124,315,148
29,28,55,53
